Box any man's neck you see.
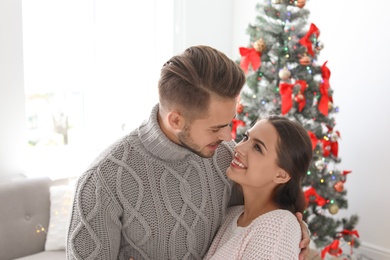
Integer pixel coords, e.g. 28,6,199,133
157,109,179,145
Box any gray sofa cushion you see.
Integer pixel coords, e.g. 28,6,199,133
0,177,51,260
14,250,66,260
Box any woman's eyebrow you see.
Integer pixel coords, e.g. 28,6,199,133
247,131,268,151
253,138,267,150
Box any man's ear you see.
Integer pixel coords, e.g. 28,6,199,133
167,111,185,130
274,169,291,184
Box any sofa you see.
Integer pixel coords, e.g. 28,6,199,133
0,177,70,260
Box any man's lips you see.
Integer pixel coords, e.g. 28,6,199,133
208,142,222,150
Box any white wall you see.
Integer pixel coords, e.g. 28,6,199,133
174,0,234,55
0,0,26,179
231,0,390,258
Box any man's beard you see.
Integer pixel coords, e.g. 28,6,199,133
177,127,221,158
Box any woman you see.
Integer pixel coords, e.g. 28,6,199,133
205,115,313,259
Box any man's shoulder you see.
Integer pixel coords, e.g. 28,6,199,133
86,132,139,172
221,140,236,151
216,140,236,157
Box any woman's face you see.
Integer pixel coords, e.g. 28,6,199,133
226,119,288,190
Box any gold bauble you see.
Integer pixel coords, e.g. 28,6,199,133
253,39,266,52
328,204,339,215
328,101,334,111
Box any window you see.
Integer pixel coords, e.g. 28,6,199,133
22,0,174,179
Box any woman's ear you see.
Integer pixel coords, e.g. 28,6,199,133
274,169,291,184
167,111,185,130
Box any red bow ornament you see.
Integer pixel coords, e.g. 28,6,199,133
279,82,294,115
318,61,332,116
299,23,320,56
239,47,261,73
339,229,359,248
341,170,352,183
231,118,245,140
340,229,360,238
307,131,318,150
320,129,339,157
320,138,338,157
321,239,343,259
304,187,326,207
280,80,308,115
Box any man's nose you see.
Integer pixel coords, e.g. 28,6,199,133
219,126,233,142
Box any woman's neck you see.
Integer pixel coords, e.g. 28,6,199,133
237,188,279,227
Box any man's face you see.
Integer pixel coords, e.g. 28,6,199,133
177,97,237,158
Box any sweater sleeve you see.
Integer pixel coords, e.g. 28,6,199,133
240,210,301,260
66,169,123,260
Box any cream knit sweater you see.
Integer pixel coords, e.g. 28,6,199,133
66,105,241,260
204,205,301,260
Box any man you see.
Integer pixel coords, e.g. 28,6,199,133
66,46,309,260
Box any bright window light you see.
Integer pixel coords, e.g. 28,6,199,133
22,0,174,179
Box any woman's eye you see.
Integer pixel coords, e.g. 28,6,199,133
254,144,263,153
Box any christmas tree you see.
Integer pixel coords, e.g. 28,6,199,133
234,0,360,258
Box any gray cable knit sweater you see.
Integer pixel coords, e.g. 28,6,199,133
66,105,242,260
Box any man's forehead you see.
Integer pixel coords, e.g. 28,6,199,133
194,96,237,126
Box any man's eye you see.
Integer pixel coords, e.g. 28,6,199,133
211,129,220,133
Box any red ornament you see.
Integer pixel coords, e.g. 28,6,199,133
236,103,244,114
295,0,306,8
294,80,307,112
321,239,343,259
299,55,311,65
294,93,304,102
334,181,344,192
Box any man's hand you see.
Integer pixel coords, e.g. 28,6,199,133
296,212,310,260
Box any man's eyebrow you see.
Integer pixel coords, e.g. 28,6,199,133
210,123,230,129
210,115,237,129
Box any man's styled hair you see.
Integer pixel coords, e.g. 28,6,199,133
158,45,246,121
268,115,313,214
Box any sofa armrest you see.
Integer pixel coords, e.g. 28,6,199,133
0,177,51,260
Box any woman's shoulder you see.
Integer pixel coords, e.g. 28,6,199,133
252,209,300,232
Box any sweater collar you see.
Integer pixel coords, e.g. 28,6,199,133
138,104,194,162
